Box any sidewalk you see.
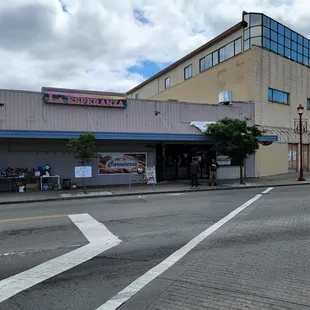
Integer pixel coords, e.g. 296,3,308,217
0,172,310,205
119,185,310,310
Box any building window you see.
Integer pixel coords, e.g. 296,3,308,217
251,37,262,47
278,24,285,35
250,14,262,26
271,31,277,42
219,41,234,62
244,13,310,69
271,41,277,53
184,64,192,80
198,37,242,74
135,93,139,99
268,88,289,105
200,54,212,72
263,15,271,28
307,98,310,110
263,27,270,38
278,44,284,55
251,26,262,37
285,27,291,38
234,38,242,54
165,77,170,89
271,20,277,31
212,51,218,65
263,38,270,49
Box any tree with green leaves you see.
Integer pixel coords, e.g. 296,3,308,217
67,132,97,193
205,117,264,184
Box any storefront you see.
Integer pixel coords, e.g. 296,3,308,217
0,87,275,191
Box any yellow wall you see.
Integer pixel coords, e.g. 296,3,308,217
255,143,288,177
129,45,310,178
128,28,244,100
150,51,254,104
251,46,310,127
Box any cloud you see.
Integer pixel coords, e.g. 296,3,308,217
0,0,309,92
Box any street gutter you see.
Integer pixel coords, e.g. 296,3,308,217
0,182,309,206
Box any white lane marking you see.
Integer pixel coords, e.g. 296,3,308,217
167,193,182,196
97,194,263,310
68,214,120,245
261,187,274,194
0,214,121,303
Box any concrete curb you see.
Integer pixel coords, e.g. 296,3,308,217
0,181,309,206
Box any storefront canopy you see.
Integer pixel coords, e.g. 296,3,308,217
190,121,278,143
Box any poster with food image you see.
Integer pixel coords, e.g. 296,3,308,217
98,153,147,174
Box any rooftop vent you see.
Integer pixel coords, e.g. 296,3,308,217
218,91,232,105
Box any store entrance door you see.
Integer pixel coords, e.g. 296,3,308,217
288,143,298,172
163,144,214,180
164,144,190,180
303,144,309,171
155,144,165,182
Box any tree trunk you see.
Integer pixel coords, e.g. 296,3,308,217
82,177,87,194
239,158,244,185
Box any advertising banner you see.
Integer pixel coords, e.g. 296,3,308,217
75,166,92,178
98,153,147,174
146,166,157,185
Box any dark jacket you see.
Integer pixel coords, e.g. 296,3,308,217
210,162,219,172
190,162,200,175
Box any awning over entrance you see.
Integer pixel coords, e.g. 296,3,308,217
0,129,213,142
260,125,309,143
190,121,278,143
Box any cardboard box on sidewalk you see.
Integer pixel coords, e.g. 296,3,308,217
26,184,38,192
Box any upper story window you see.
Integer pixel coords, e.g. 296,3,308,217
184,64,192,80
220,42,234,62
268,88,289,105
244,13,310,68
199,38,242,73
165,77,170,89
212,51,218,65
200,54,212,72
234,38,242,55
250,14,262,27
135,93,140,99
307,98,310,110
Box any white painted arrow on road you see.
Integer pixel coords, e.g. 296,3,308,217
0,213,121,303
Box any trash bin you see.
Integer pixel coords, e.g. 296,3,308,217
18,185,25,193
62,179,71,189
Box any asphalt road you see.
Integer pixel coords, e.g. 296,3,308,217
0,188,271,310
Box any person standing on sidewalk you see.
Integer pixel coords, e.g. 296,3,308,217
209,159,219,186
190,157,200,189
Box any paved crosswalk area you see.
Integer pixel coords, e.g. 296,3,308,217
1,186,310,309
122,186,310,310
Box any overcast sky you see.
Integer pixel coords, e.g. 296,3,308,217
0,0,308,93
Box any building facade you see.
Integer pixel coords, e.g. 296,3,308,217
127,11,310,177
0,87,267,191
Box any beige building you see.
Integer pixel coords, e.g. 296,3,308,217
127,11,310,177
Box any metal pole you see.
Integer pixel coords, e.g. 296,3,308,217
298,113,305,181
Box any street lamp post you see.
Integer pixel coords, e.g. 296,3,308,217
296,104,306,181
